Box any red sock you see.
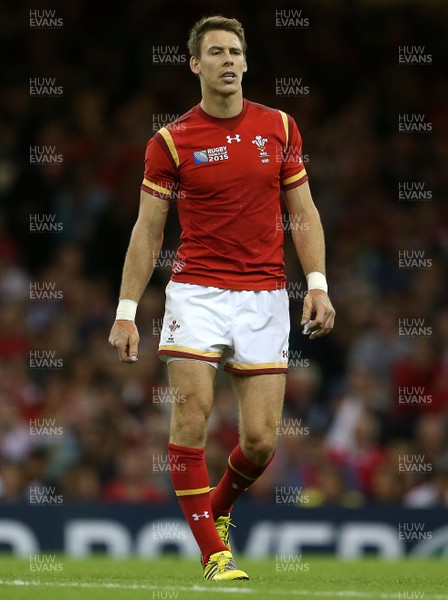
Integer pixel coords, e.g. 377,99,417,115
211,444,274,518
168,443,227,565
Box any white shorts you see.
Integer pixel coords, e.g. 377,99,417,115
158,281,290,375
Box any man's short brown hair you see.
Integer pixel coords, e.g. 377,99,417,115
187,16,247,58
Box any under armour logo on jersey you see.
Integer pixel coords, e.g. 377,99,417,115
192,511,210,520
226,134,241,143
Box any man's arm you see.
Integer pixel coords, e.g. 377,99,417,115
108,189,169,362
284,181,335,339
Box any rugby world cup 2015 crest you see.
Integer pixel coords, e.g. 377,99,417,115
252,135,270,163
193,145,229,164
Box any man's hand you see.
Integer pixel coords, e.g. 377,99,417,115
301,290,335,340
108,320,140,363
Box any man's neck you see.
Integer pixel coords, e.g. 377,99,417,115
200,90,244,118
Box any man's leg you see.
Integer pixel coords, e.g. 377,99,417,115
210,374,285,518
167,359,229,565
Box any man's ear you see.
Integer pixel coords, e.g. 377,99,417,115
243,58,248,73
190,55,200,75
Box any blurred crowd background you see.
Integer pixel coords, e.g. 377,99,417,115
1,0,447,507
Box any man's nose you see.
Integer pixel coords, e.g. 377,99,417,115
222,53,234,65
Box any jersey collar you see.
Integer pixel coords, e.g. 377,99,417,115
194,99,249,131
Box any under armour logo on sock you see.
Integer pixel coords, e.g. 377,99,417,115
192,511,210,520
232,483,248,491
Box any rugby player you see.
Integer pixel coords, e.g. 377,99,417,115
109,15,335,580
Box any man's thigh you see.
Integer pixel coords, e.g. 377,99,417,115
167,359,217,446
231,373,286,437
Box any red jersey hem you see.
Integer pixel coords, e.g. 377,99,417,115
170,273,287,291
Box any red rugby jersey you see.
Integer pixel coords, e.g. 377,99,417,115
141,99,308,290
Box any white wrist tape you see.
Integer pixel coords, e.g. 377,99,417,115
306,271,328,293
116,299,138,321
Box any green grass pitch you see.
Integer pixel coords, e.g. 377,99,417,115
0,556,447,600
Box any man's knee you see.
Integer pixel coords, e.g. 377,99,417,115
170,397,210,447
240,431,277,465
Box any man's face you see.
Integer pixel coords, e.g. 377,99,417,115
190,29,247,96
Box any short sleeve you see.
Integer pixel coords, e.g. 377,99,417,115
280,114,308,191
141,129,179,200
